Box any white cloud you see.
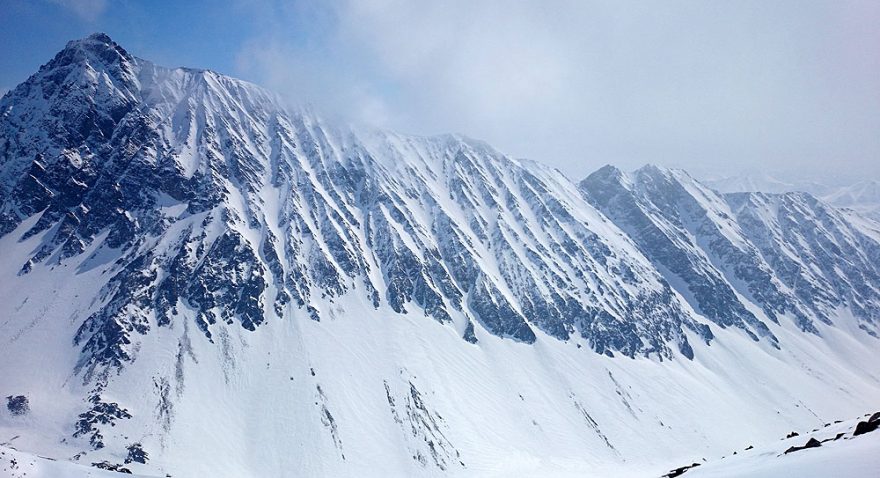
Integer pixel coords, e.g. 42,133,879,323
48,0,107,22
236,0,880,181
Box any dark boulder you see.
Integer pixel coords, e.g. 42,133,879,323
92,461,132,473
663,462,701,477
821,433,845,443
853,420,879,436
784,437,821,454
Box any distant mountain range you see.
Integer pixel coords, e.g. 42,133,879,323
1,34,878,477
704,173,880,220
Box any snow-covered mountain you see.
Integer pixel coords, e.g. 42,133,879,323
1,34,879,477
581,165,880,338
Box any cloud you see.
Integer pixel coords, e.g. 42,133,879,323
236,0,880,181
233,2,391,127
47,0,107,22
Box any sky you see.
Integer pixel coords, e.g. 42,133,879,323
1,0,878,183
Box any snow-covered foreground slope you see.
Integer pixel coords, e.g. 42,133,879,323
675,412,880,478
1,275,877,477
1,34,879,477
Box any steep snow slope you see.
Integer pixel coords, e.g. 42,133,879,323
0,34,879,477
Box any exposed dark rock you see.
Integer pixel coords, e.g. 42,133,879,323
384,378,462,471
662,462,701,477
92,461,132,473
853,420,880,436
462,321,478,344
73,395,132,449
124,442,149,464
821,433,845,443
315,384,343,460
5,395,29,416
783,437,821,454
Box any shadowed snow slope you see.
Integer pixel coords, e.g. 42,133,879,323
1,34,879,477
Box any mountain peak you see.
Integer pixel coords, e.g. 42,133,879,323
582,164,623,183
49,32,134,73
64,32,120,51
85,32,114,43
633,163,671,177
596,164,623,175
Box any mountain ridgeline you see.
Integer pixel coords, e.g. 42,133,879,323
0,33,715,368
2,32,879,374
1,34,879,476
